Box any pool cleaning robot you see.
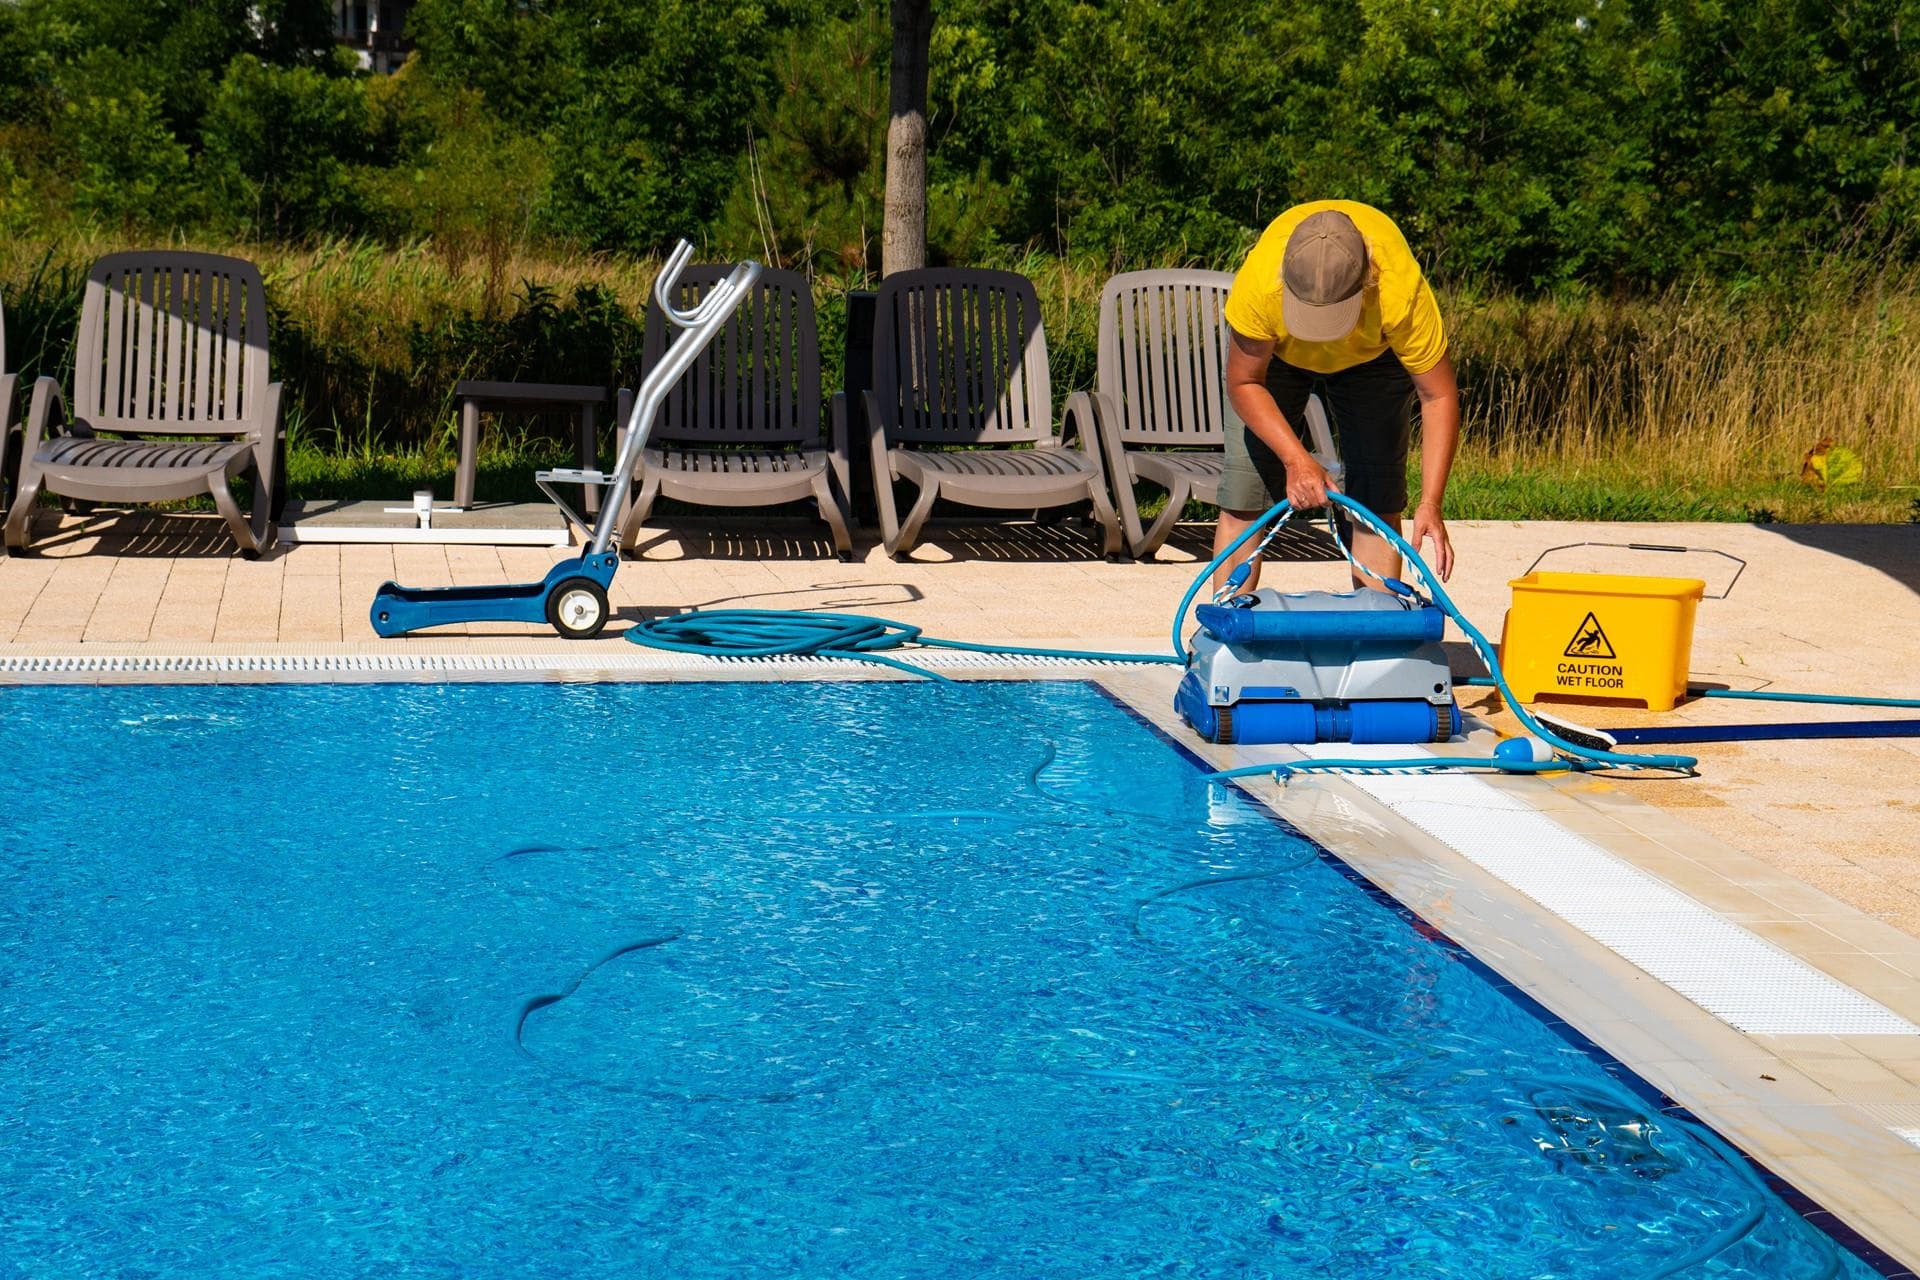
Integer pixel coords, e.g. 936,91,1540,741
1176,586,1461,745
1173,505,1462,746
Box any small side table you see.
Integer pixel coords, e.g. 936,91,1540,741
453,380,606,514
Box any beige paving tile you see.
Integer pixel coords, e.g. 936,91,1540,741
212,560,285,643
148,565,228,642
283,542,340,577
281,573,344,644
338,543,397,580
0,557,59,639
11,558,114,641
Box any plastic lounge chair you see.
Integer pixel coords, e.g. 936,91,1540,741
1090,269,1344,560
862,267,1122,559
614,265,852,560
4,251,285,556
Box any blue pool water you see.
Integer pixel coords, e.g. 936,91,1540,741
0,680,1881,1278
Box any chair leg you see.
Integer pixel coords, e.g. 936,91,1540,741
617,469,662,558
1113,466,1150,557
812,471,854,562
1138,477,1191,560
3,460,45,552
891,479,939,557
1085,478,1125,560
869,442,904,555
209,475,271,557
268,435,290,522
0,424,19,523
245,456,282,555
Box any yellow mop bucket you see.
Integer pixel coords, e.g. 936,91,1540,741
1498,543,1744,712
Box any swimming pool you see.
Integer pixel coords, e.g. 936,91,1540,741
0,679,1884,1277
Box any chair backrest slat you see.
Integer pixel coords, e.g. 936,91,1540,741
131,266,157,422
869,268,1052,445
642,265,818,446
73,252,268,436
1097,269,1236,447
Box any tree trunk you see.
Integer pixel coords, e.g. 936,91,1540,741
882,0,933,276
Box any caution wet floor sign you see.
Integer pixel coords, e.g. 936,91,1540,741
1499,573,1706,712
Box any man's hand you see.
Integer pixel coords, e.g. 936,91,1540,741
1410,501,1453,581
1285,453,1338,511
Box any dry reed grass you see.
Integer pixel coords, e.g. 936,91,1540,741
5,230,1915,519
1446,262,1920,510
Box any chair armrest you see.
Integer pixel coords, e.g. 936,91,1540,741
1060,390,1111,483
0,372,16,509
827,392,852,502
258,381,285,452
860,389,892,465
1083,388,1131,482
21,376,70,459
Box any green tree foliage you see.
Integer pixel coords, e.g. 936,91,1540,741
4,0,335,132
358,67,551,296
52,50,196,229
203,53,372,238
1633,0,1920,271
407,0,779,250
717,9,889,273
0,0,1915,287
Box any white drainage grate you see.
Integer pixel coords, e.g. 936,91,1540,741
0,649,1155,679
1285,744,1920,1038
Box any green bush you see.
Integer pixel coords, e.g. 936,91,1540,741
53,52,195,229
2,0,1916,285
202,53,370,237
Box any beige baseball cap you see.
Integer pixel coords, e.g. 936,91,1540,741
1281,210,1369,342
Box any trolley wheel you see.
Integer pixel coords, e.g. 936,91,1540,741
545,577,610,640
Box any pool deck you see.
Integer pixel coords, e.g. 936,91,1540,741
4,509,1920,1269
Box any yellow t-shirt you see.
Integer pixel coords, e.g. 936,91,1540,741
1223,200,1447,376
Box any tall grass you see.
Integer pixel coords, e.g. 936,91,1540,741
3,230,1915,520
1443,259,1920,520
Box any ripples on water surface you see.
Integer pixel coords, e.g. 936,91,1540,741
0,681,1878,1278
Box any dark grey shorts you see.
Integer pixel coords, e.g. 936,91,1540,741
1218,350,1416,518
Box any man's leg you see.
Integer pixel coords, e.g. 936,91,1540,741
1321,352,1417,591
1210,359,1315,592
1211,508,1265,592
1342,509,1404,588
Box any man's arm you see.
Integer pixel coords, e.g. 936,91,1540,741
1225,327,1337,510
1407,352,1460,580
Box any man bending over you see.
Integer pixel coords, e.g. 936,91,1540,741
1214,200,1460,590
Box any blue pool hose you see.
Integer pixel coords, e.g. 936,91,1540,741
625,494,1915,779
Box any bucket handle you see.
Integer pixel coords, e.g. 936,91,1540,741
1521,542,1746,600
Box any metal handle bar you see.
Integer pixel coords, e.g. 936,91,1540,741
652,242,756,329
1522,541,1747,599
585,243,764,554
